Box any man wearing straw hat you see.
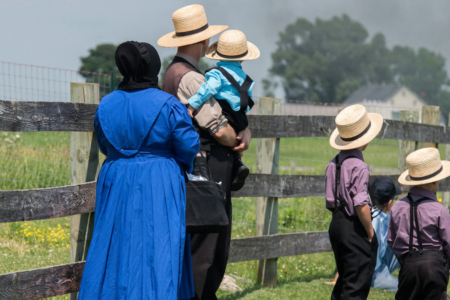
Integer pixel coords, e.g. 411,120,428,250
158,5,252,300
326,104,382,299
388,147,450,299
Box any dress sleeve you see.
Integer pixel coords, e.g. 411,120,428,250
350,166,370,207
169,99,200,173
188,70,222,110
94,111,109,156
438,207,450,261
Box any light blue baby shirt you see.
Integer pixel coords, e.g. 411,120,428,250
188,61,254,112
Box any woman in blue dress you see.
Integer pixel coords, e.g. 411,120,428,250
78,41,200,300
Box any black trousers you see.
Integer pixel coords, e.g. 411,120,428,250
329,209,378,300
396,251,449,300
190,145,234,300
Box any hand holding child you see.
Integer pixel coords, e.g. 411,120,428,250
187,105,196,118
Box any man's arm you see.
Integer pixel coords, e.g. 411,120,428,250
179,71,238,147
355,204,374,242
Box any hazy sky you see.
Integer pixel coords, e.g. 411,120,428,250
1,0,450,97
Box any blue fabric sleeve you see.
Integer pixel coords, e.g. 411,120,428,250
169,100,200,173
187,69,223,109
94,112,109,156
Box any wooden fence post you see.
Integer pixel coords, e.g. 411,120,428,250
398,111,419,173
70,83,100,300
255,97,282,287
420,105,440,149
443,113,450,210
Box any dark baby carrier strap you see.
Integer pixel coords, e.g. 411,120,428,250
406,194,430,255
207,66,254,111
333,155,358,213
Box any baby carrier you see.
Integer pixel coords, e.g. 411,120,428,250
205,67,254,133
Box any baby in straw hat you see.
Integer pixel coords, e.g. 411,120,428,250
325,104,383,298
387,147,450,299
187,29,260,191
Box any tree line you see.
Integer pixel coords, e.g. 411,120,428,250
79,14,450,118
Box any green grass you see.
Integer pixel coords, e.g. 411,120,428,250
0,132,446,299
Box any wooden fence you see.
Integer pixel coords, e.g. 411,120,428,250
0,84,449,298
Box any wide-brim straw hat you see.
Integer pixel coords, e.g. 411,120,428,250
398,148,450,185
205,30,260,61
329,104,383,150
158,4,228,48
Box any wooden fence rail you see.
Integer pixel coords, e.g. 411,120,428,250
2,100,450,143
0,231,331,299
1,92,449,298
1,174,450,224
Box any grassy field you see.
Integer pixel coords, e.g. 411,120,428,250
0,131,447,299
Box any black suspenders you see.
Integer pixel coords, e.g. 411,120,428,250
206,67,255,112
333,155,358,212
333,155,378,216
406,194,430,255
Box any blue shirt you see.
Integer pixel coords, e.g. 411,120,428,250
187,61,254,112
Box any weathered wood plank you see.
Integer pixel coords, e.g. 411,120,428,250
0,232,331,299
229,231,331,263
420,105,440,149
398,111,419,173
0,100,96,132
255,97,281,287
1,174,450,224
248,115,450,143
1,100,450,144
0,262,84,299
69,83,100,300
0,182,96,223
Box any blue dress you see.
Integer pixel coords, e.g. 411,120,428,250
78,88,200,300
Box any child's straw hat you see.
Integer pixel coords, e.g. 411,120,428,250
398,148,450,185
158,5,228,48
329,104,383,150
205,30,260,61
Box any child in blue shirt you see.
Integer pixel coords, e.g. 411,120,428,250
188,30,260,191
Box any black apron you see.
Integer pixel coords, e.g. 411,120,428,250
396,194,449,300
328,155,378,300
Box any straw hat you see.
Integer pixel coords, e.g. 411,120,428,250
205,30,260,61
398,148,450,185
329,104,383,150
157,4,228,48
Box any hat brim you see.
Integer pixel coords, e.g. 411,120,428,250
204,41,260,61
329,113,384,150
398,161,450,185
157,25,228,48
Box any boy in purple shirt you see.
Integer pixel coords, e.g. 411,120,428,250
326,104,384,299
388,147,450,300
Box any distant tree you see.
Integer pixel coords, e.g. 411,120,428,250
390,46,449,105
268,14,450,111
79,43,118,77
268,15,393,103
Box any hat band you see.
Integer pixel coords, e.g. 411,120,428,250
176,23,209,37
216,49,249,59
340,121,371,142
409,165,443,181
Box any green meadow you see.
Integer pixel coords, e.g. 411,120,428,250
0,131,447,299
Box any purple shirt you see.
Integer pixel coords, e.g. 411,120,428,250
387,187,450,264
325,149,371,217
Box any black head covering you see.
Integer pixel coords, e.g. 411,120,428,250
115,41,161,91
